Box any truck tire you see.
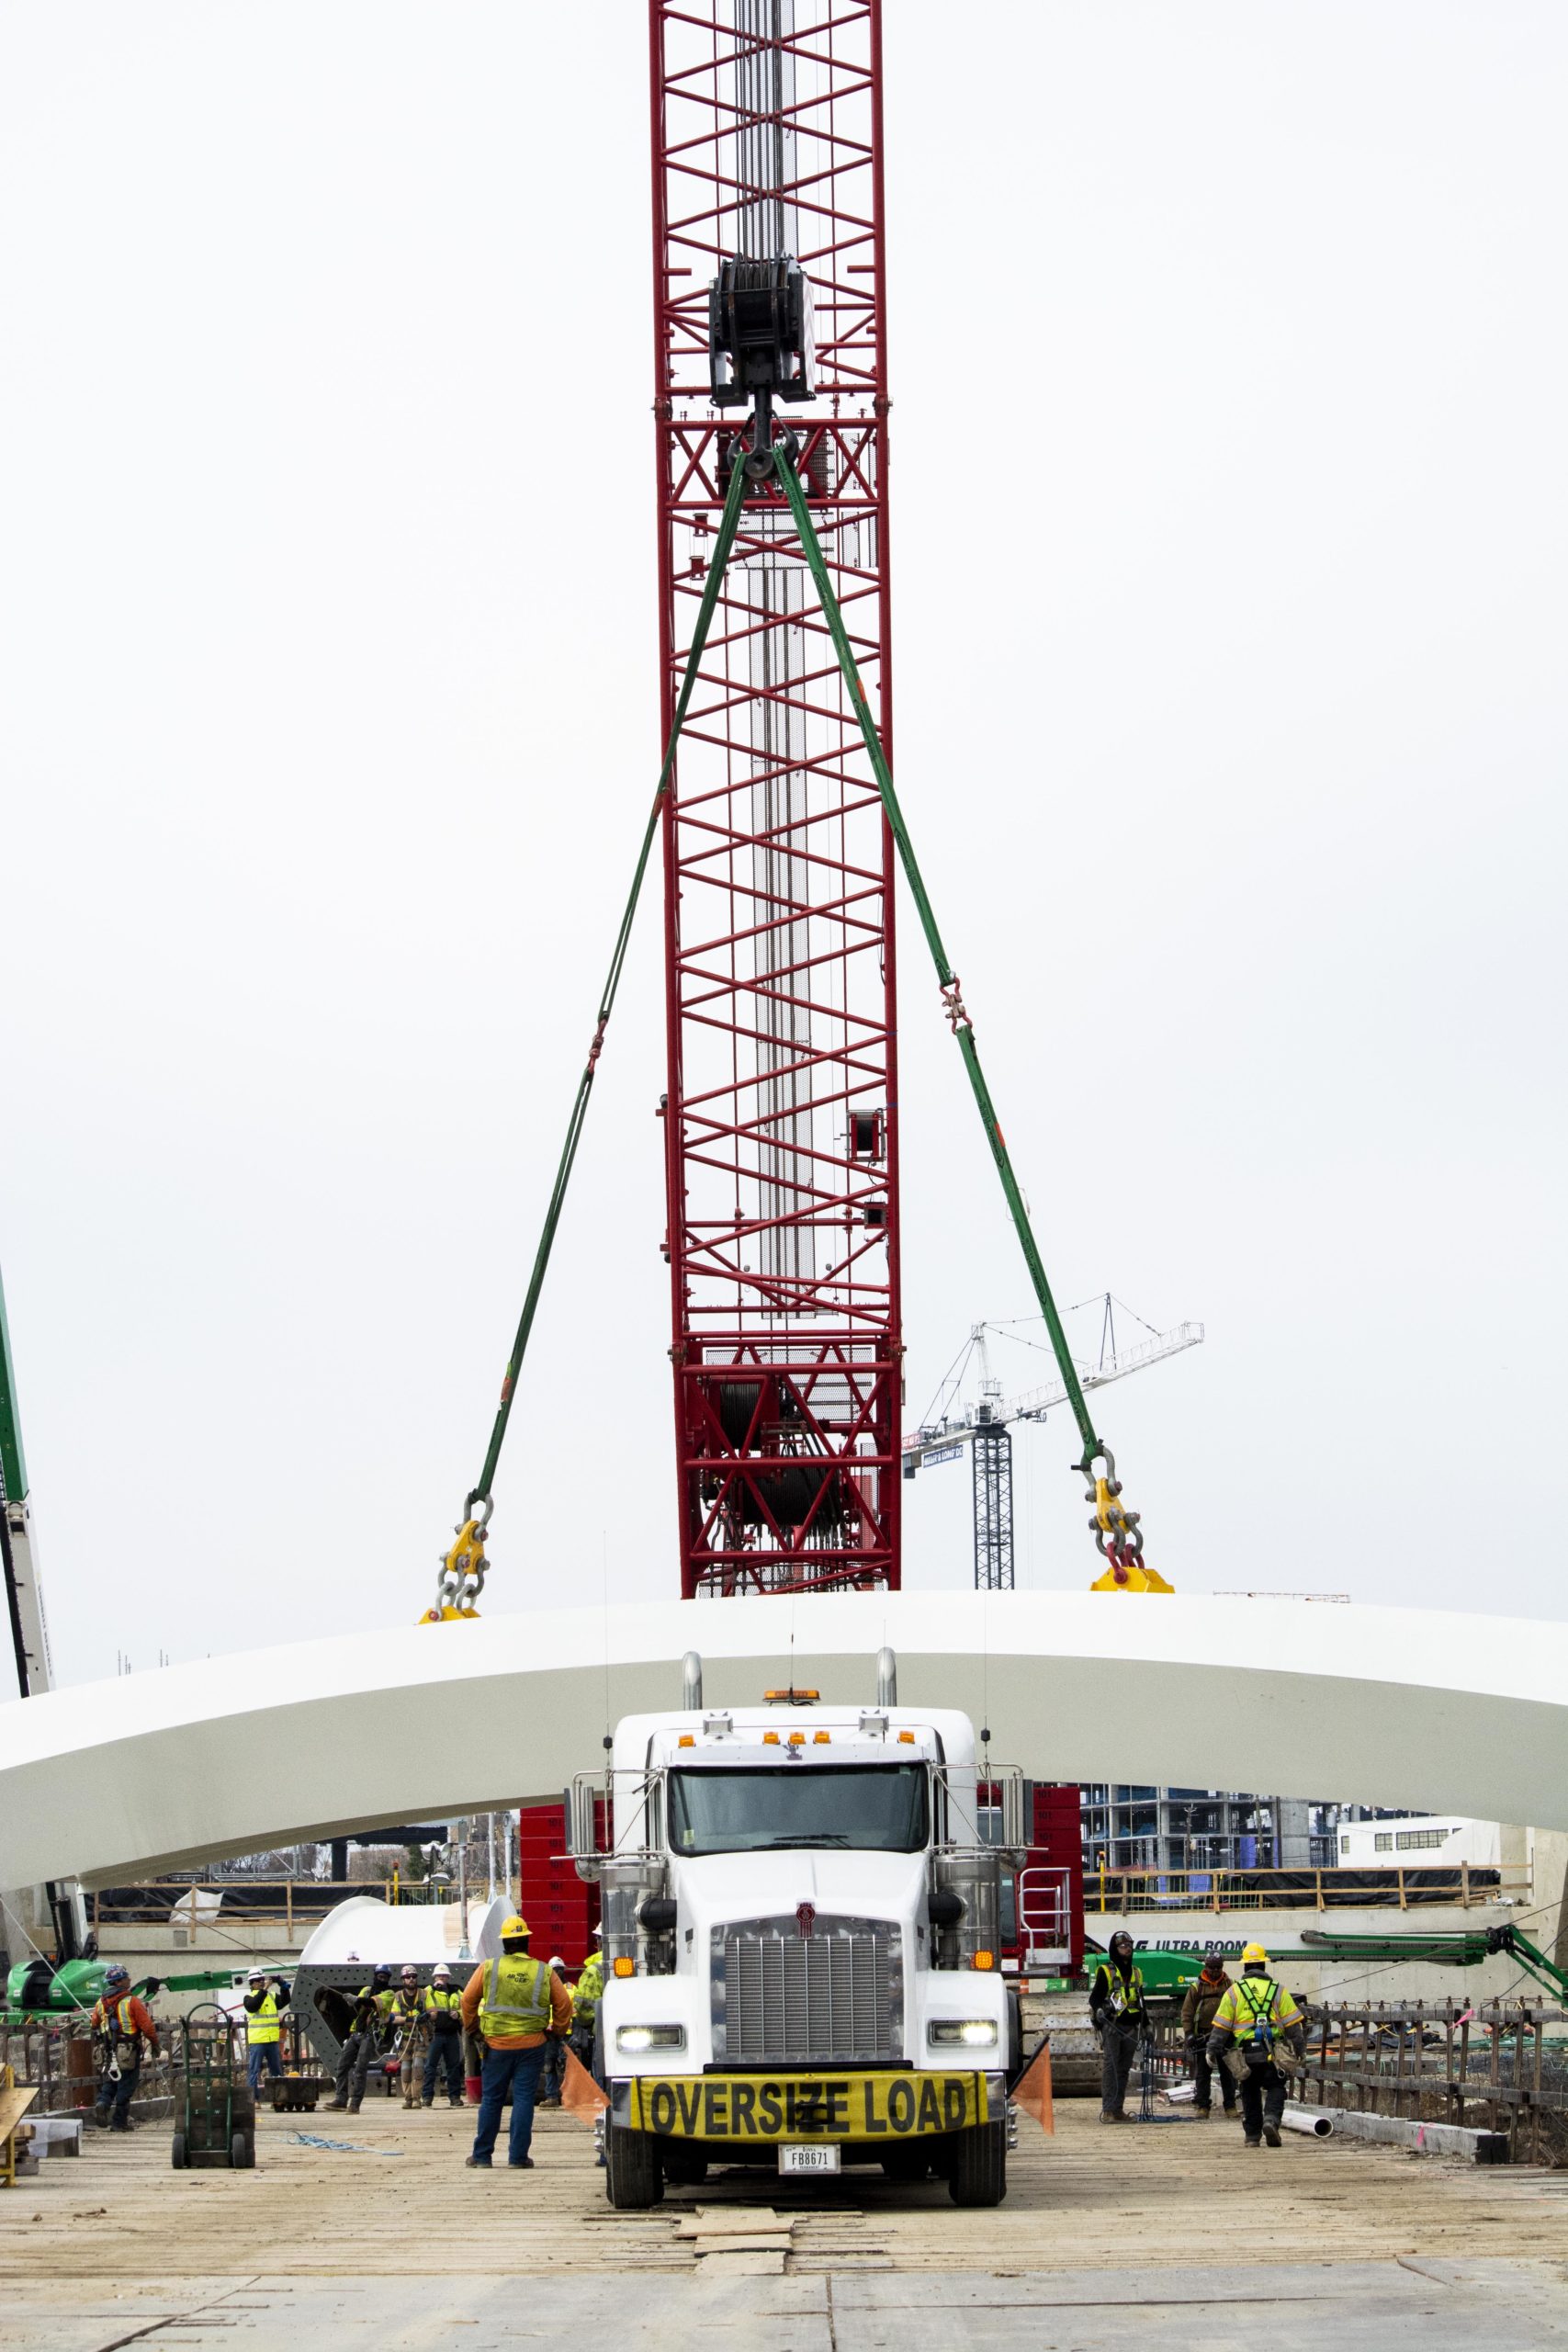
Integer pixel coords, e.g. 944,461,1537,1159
949,2119,1007,2208
661,2145,709,2187
604,2123,664,2210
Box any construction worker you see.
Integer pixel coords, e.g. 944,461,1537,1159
422,1963,466,2108
570,1931,605,2081
1089,1930,1146,2122
459,1914,571,2170
89,1965,160,2132
242,1969,292,2093
538,1956,568,2107
390,1966,427,2108
1205,1940,1307,2148
327,1963,394,2112
1179,1951,1235,2119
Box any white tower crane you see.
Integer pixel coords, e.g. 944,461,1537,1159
903,1298,1203,1589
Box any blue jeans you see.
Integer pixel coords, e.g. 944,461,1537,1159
423,2031,465,2102
247,2042,284,2091
96,2061,141,2126
472,2043,546,2166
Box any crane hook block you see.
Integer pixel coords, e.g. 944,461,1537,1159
708,256,815,410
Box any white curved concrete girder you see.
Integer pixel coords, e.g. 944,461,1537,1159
2,1592,1565,1890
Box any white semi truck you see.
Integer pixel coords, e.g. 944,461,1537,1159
567,1646,1025,2209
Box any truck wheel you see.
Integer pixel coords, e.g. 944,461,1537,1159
604,2123,664,2210
661,2145,709,2187
949,2120,1007,2208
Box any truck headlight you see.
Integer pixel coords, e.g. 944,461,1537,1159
928,2019,998,2049
615,2024,686,2053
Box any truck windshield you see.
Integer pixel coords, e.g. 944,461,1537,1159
668,1765,928,1856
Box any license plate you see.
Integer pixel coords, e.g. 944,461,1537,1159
778,2143,840,2175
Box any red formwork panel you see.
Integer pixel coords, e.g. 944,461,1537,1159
516,1803,599,1972
1033,1784,1086,1974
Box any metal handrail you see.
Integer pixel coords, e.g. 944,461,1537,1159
1089,1861,1529,1915
89,1877,441,1933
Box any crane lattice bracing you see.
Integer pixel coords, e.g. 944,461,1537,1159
972,1424,1014,1593
649,2,901,1597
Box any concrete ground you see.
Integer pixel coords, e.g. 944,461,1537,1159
4,2093,1566,2347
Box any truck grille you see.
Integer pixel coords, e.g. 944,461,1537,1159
715,1914,902,2065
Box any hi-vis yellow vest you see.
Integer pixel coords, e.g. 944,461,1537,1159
246,1990,282,2046
1214,1974,1302,2049
478,1953,551,2041
572,1953,604,2024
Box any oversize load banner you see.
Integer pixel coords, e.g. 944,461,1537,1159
613,2069,1000,2142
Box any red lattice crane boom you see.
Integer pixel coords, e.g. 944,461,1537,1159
649,2,902,1599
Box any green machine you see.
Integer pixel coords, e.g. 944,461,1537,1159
4,1959,244,2021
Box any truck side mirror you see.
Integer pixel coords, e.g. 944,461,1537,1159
565,1780,598,1860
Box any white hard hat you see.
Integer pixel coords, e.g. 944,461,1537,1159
432,1962,452,1981
548,1955,565,1970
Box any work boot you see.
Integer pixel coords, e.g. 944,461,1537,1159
110,2117,136,2132
1244,2134,1262,2148
1193,2104,1211,2118
325,2098,348,2111
91,2106,110,2130
465,2155,491,2168
347,2098,361,2114
507,2156,535,2169
448,2097,465,2109
1263,2123,1282,2147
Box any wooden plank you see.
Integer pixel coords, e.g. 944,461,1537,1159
0,2083,39,2139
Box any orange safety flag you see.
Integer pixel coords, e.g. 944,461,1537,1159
559,2045,609,2121
1011,2041,1054,2134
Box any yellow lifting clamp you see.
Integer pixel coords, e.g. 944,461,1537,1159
1089,1554,1176,1594
1085,1452,1174,1594
419,1504,491,1625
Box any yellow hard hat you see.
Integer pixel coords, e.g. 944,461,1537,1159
1242,1941,1269,1966
501,1914,530,1939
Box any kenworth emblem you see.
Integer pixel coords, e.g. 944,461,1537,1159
795,1901,816,1939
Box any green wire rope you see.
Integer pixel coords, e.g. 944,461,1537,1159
772,448,1106,1473
466,454,752,1512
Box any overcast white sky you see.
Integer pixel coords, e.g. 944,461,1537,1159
1,2,1563,1690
